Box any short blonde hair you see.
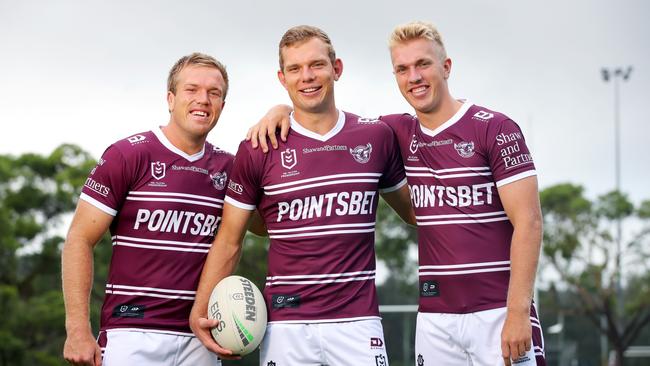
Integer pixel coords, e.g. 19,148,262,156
389,21,447,60
278,25,336,70
167,52,229,100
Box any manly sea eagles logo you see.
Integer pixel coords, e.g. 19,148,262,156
281,148,297,169
210,171,227,190
151,161,166,180
350,143,372,164
409,134,419,154
454,141,475,158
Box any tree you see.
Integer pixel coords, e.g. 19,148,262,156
0,145,100,366
540,183,650,365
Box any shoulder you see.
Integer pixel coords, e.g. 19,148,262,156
342,111,399,137
205,141,235,162
109,130,156,158
465,103,513,128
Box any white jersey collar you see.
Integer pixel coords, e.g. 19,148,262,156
289,109,345,142
419,101,472,138
152,127,205,162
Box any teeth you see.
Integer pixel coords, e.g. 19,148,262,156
412,86,427,94
192,111,207,117
302,87,318,93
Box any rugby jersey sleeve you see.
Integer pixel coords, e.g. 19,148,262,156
377,123,407,193
486,118,537,188
224,141,261,211
79,145,130,216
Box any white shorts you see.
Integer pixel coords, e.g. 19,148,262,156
260,319,389,366
415,307,546,366
99,329,221,366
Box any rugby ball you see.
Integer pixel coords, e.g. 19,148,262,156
207,275,267,356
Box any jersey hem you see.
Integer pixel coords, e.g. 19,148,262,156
268,315,381,324
103,327,195,337
379,177,407,194
495,170,537,187
80,193,117,216
418,301,507,314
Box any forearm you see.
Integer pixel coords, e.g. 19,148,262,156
192,238,244,318
506,218,542,313
62,236,95,334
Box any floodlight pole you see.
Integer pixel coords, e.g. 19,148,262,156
601,65,632,365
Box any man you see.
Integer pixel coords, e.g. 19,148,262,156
190,25,414,366
249,21,545,366
63,52,237,366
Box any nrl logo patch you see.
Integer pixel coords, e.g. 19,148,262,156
350,143,372,164
210,171,227,190
281,148,297,169
151,161,166,180
409,134,419,154
454,141,475,158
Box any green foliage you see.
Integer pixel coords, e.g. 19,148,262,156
540,183,650,365
0,145,96,366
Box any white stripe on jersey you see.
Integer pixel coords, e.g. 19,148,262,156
106,289,195,300
419,260,511,275
267,269,376,280
264,178,379,196
415,211,506,220
417,216,510,226
405,170,493,179
419,267,511,276
112,241,210,253
128,190,224,203
495,170,537,187
224,196,256,211
266,274,376,286
107,284,196,295
405,166,491,174
419,260,510,270
264,172,382,190
268,222,375,233
80,193,117,216
268,228,375,239
125,196,223,209
112,235,212,247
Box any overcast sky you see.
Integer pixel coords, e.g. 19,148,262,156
1,0,648,203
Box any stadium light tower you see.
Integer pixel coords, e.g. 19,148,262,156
600,65,632,364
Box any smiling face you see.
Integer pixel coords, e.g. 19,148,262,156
390,38,451,115
278,37,342,115
166,65,226,139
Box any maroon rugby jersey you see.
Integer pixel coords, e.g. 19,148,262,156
80,127,233,334
226,111,406,323
383,102,537,314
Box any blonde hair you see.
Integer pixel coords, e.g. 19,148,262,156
389,21,447,60
167,52,229,100
278,25,336,70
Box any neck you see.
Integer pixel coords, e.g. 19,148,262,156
161,122,206,155
416,95,463,131
292,104,339,136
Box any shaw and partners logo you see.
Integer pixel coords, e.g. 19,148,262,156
281,148,297,169
151,161,166,180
